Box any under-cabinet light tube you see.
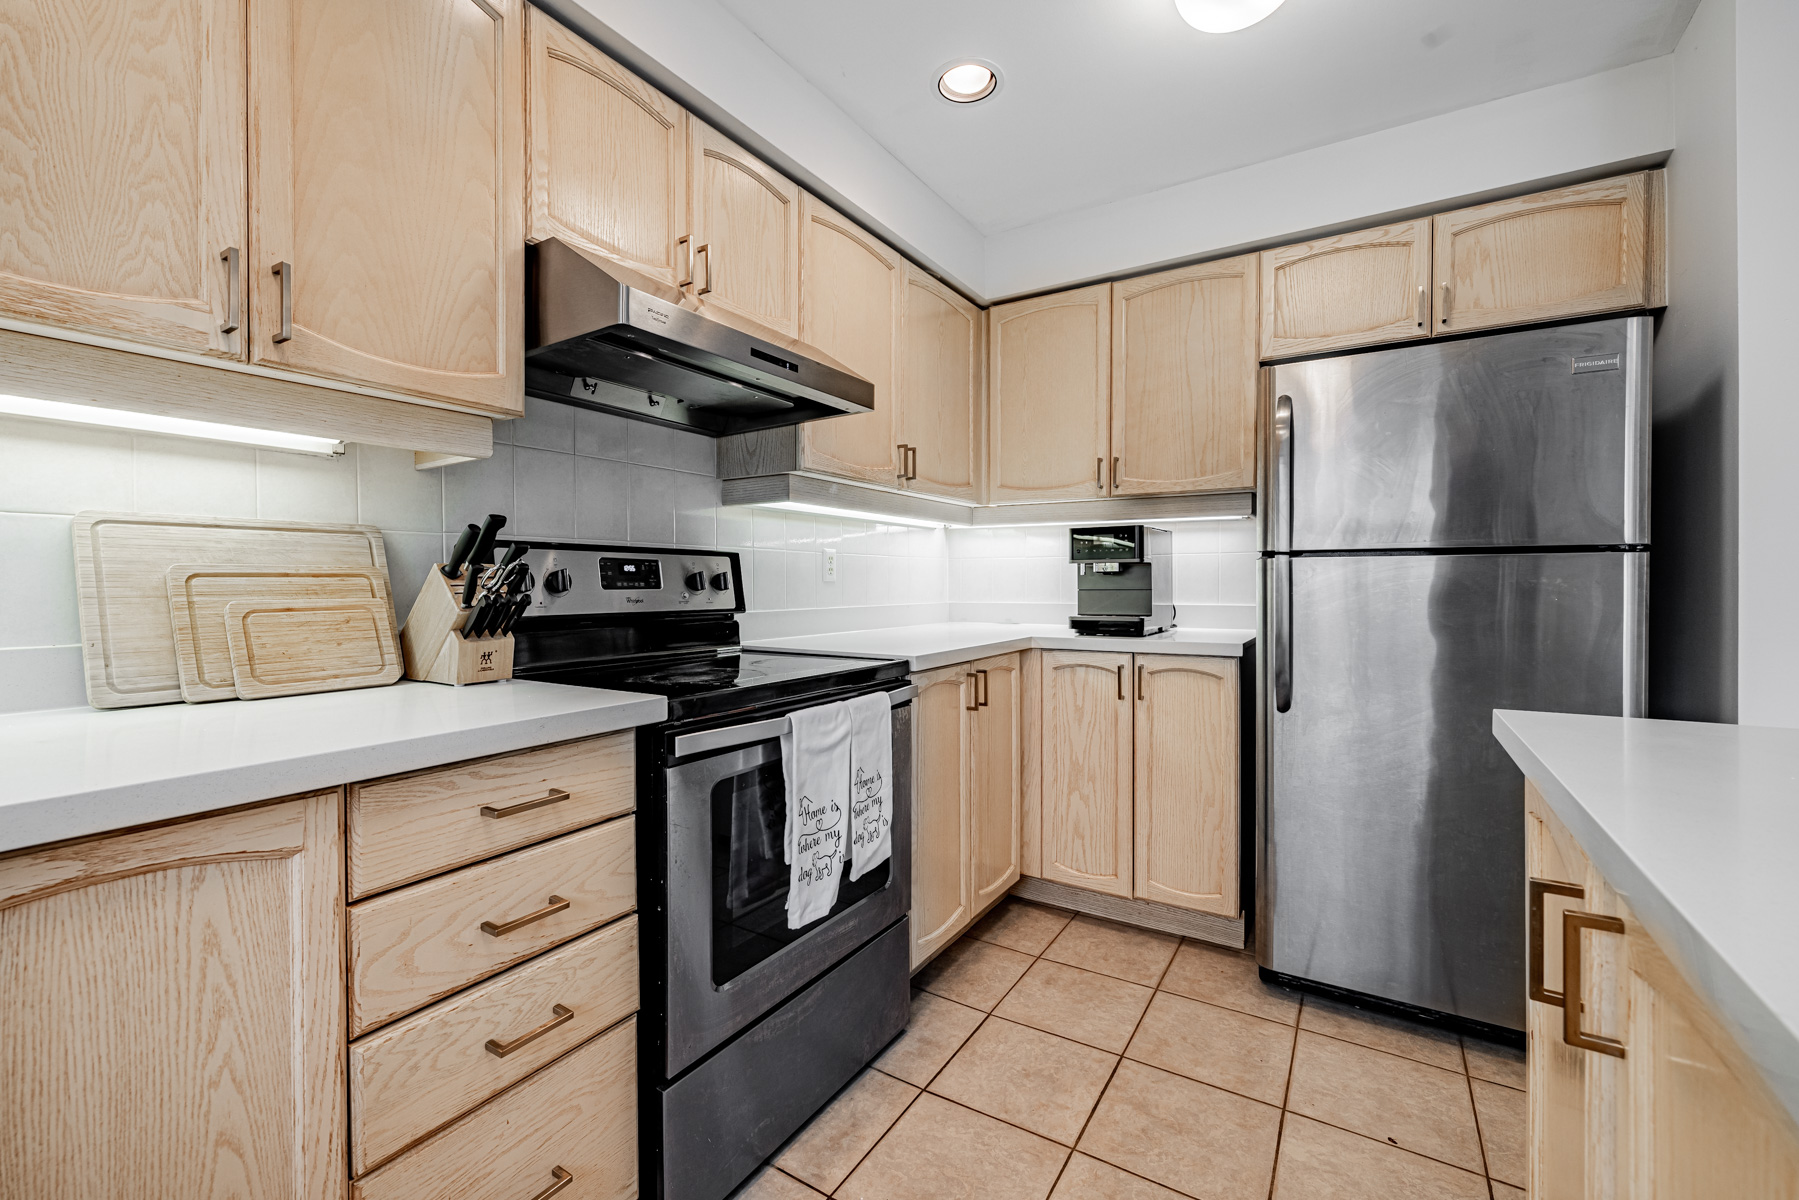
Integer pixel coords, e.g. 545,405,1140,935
0,393,345,457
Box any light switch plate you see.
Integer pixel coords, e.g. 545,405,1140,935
823,548,838,582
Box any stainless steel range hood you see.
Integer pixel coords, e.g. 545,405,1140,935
525,238,873,436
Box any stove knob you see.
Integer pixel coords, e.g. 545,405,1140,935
684,570,706,592
544,568,572,595
710,571,731,592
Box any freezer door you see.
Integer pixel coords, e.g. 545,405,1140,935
1266,317,1650,552
1259,550,1646,1029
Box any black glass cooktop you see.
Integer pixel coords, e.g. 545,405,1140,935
522,649,907,722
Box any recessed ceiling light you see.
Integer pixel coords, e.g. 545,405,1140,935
937,61,998,104
1175,0,1287,33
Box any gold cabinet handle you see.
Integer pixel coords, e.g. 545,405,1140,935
481,788,570,819
907,444,918,480
677,235,692,288
528,1166,575,1200
1111,456,1120,489
1115,664,1125,700
481,895,569,937
897,444,910,483
1415,283,1427,329
1439,280,1451,326
219,247,241,334
1562,909,1627,1058
485,1003,575,1057
695,243,713,295
1528,877,1584,1006
976,668,989,708
1136,663,1145,701
1096,457,1103,489
271,261,293,343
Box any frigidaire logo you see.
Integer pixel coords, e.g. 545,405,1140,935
1571,353,1622,374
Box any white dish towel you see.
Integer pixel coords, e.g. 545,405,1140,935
846,691,893,881
781,701,851,929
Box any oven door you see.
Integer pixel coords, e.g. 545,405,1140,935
662,688,912,1078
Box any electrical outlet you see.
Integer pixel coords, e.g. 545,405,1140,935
823,548,838,582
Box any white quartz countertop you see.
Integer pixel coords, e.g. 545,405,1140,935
746,622,1255,671
0,681,665,855
1493,709,1799,1128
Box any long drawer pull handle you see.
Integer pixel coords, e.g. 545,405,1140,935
1562,909,1627,1058
481,895,569,937
485,1003,575,1057
529,1166,575,1200
1528,877,1584,1006
481,788,571,819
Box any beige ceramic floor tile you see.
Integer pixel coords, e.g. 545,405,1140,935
1473,1077,1527,1187
837,1092,1069,1200
1125,991,1295,1106
1079,1059,1281,1200
1042,916,1180,987
1298,997,1465,1072
730,1166,827,1199
1048,1152,1191,1200
874,990,987,1087
970,900,1074,956
995,959,1153,1053
1463,1037,1527,1090
773,1068,919,1193
1492,1184,1526,1199
1269,1114,1490,1200
1285,1032,1484,1173
928,1016,1119,1145
916,937,1035,1011
1157,940,1301,1025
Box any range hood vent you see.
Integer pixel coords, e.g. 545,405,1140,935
524,239,873,437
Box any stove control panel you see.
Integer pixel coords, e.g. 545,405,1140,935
500,541,741,616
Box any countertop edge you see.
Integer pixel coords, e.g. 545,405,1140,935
747,627,1255,672
1492,710,1799,1131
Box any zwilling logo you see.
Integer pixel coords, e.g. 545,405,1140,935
1571,353,1622,374
479,650,495,669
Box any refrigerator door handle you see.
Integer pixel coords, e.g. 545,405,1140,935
1272,394,1293,553
1273,554,1292,712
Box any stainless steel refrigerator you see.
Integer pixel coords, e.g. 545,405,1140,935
1257,315,1649,1033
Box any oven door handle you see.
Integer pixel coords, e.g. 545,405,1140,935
672,684,916,758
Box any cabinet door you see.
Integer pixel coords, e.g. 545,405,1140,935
525,7,686,290
1111,256,1259,495
897,267,983,500
0,792,345,1198
1433,172,1664,335
1039,650,1133,898
1260,219,1432,360
969,653,1022,909
911,663,973,968
1132,654,1238,916
687,119,800,339
797,194,903,485
250,0,525,414
0,0,248,359
988,284,1111,501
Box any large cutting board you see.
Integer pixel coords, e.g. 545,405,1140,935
73,512,391,709
167,564,396,703
224,598,402,700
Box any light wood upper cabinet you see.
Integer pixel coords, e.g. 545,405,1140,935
250,0,526,415
1132,655,1239,917
525,8,686,290
798,194,903,485
1039,650,1134,898
0,792,345,1199
0,0,249,360
1260,219,1432,360
911,663,973,968
687,119,801,339
1112,256,1259,495
1434,171,1665,335
989,284,1112,501
970,653,1023,909
897,268,984,501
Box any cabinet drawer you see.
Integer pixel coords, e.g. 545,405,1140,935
348,817,635,1036
352,1017,637,1200
349,733,635,900
350,917,638,1174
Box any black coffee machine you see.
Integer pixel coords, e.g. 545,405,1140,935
1069,525,1173,636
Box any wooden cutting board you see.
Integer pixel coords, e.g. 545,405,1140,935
73,512,390,709
224,597,402,700
167,564,396,703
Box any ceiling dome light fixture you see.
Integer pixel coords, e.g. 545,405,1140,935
1175,0,1287,33
937,60,998,104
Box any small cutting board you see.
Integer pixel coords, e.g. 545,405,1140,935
167,564,396,702
223,597,402,700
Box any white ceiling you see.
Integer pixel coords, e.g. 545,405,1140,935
714,0,1698,236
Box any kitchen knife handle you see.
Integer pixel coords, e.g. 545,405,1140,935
464,514,507,605
695,243,713,296
1562,909,1627,1058
677,235,692,288
1272,554,1292,713
498,541,529,569
1528,878,1586,1007
444,523,480,579
271,261,293,343
219,247,241,334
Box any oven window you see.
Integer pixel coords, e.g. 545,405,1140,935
711,753,889,986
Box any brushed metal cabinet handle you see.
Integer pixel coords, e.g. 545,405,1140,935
907,445,918,480
897,444,909,483
1136,663,1145,702
1439,280,1451,326
1415,283,1427,329
219,247,241,334
528,1167,575,1200
966,673,979,711
480,894,570,937
485,1003,575,1057
481,788,571,819
1528,877,1585,1007
271,261,293,343
975,668,989,708
676,235,692,288
695,243,713,296
1096,457,1103,489
1111,456,1120,489
1562,909,1627,1057
1116,664,1125,700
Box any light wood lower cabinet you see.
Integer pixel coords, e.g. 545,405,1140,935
1525,782,1799,1198
0,792,346,1200
969,654,1023,909
1039,650,1135,898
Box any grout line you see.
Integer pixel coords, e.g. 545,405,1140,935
1266,994,1305,1200
1461,1038,1498,1198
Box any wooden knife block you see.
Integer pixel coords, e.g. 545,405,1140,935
399,566,514,685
